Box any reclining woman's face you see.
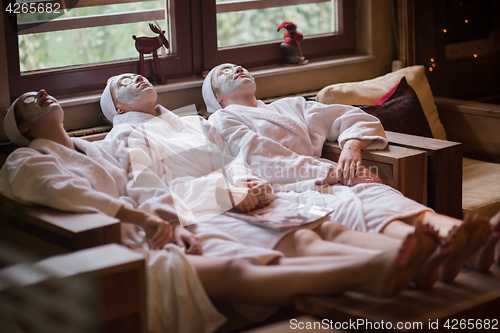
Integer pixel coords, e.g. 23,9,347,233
16,90,61,124
112,74,155,105
212,64,255,95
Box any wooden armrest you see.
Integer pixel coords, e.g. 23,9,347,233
0,195,121,257
435,97,500,163
385,131,462,218
0,243,147,333
321,142,428,205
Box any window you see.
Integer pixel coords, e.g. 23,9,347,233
17,1,170,71
4,0,355,100
200,0,355,70
4,0,192,98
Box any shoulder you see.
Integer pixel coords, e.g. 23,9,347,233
5,147,42,162
272,96,307,106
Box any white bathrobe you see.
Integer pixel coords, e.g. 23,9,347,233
106,107,285,261
0,138,227,333
208,98,431,233
107,107,333,251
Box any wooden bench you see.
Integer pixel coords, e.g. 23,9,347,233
384,131,462,219
295,265,500,332
386,97,500,219
0,194,121,258
322,142,428,205
0,243,147,333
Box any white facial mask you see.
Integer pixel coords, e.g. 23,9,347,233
113,74,154,105
214,64,255,95
17,91,60,123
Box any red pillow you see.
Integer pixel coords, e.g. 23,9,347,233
355,77,433,138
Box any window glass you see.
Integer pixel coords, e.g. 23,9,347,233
16,1,168,72
216,0,337,48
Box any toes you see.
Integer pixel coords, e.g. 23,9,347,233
422,223,442,245
394,233,418,267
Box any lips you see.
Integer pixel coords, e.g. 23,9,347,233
234,73,248,80
39,96,56,107
138,81,151,89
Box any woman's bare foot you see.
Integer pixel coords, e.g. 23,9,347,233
412,224,450,289
358,223,434,297
439,214,491,282
491,211,500,266
468,213,499,271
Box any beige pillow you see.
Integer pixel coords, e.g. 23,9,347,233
316,65,447,140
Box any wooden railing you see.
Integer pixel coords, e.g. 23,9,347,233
216,0,331,13
17,0,165,35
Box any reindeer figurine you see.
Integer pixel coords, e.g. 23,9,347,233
133,21,169,84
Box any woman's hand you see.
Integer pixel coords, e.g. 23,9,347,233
172,223,203,255
337,139,371,185
337,147,361,185
246,180,273,206
350,167,382,186
115,205,173,250
141,215,174,250
233,186,259,212
317,165,339,185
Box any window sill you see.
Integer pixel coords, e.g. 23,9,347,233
58,53,374,108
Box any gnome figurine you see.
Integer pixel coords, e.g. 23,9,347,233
277,21,307,65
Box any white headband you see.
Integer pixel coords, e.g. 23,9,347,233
100,75,121,123
202,64,226,114
4,95,32,147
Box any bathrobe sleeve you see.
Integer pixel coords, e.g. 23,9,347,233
199,117,264,185
121,124,247,226
209,111,333,192
0,149,124,216
290,98,388,150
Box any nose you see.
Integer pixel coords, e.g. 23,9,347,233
135,75,144,83
235,66,243,73
36,89,47,98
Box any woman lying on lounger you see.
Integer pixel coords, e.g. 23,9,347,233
202,63,500,287
1,89,435,333
99,73,440,291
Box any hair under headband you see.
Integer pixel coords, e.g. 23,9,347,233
202,64,227,114
100,75,121,123
4,95,32,147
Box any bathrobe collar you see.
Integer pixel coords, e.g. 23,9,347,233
225,100,311,144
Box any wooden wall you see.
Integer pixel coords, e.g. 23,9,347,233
414,0,500,102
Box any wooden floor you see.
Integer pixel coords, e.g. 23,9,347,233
295,265,500,332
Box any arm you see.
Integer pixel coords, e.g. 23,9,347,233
210,112,338,191
1,149,176,250
1,150,125,216
301,99,387,183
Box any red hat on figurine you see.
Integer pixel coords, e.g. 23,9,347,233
277,21,296,31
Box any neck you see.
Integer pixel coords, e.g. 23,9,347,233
223,90,258,108
145,104,158,116
33,124,75,150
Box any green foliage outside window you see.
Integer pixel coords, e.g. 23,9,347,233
18,1,335,72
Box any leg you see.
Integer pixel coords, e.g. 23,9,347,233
317,221,407,251
468,211,500,270
316,220,439,290
274,228,378,258
139,53,145,76
379,219,446,289
402,211,492,282
152,54,167,84
187,251,405,304
275,225,430,293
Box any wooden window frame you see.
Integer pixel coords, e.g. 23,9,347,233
200,0,356,70
3,0,192,100
4,0,357,101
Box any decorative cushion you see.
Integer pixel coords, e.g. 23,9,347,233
316,65,447,140
355,77,433,138
462,158,500,218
